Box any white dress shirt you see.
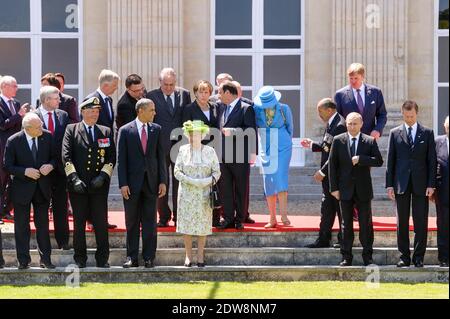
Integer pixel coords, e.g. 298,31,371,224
25,131,38,151
83,121,95,141
404,122,418,143
39,107,55,130
97,88,113,119
348,132,361,155
166,92,175,108
352,84,366,107
135,118,148,139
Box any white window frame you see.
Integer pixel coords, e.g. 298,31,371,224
0,0,83,105
211,0,305,166
434,0,449,134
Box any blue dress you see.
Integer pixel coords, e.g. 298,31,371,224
254,103,293,196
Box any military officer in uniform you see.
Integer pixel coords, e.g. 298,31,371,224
62,97,116,268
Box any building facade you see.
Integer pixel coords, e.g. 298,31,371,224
1,0,448,166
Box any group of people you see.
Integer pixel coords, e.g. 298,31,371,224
0,62,448,270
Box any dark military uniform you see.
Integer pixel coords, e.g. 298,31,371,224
62,97,116,267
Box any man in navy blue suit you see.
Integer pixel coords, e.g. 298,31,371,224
117,98,167,268
334,63,387,140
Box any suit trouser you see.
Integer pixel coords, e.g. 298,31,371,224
69,192,109,265
0,229,4,265
340,198,374,261
51,172,69,247
0,167,13,216
396,181,429,263
13,187,52,265
436,200,449,263
158,154,178,223
319,179,342,244
124,175,158,262
219,163,250,224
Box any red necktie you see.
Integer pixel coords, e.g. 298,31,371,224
48,112,55,135
141,125,147,154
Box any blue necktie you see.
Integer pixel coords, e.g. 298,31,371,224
356,89,364,114
407,127,414,147
350,138,357,157
224,105,231,122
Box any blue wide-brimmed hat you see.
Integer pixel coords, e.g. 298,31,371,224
253,86,282,109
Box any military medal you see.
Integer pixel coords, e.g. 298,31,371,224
98,138,111,148
100,149,106,157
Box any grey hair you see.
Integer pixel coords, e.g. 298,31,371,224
135,98,155,113
445,116,449,129
346,112,363,122
22,112,42,129
0,75,17,88
98,69,120,85
40,85,59,105
159,68,177,81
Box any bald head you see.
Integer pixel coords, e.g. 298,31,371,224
316,98,337,123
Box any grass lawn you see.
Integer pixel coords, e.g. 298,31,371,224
0,281,448,299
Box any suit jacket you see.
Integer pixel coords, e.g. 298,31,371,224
146,87,191,155
117,121,167,196
329,133,383,201
62,122,116,194
3,130,55,205
34,108,69,175
334,84,387,135
311,113,347,177
85,91,115,132
182,100,220,129
0,97,22,161
435,135,449,206
219,99,257,164
386,123,437,195
116,91,138,130
59,93,79,124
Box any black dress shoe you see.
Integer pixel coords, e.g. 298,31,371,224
439,261,449,268
363,259,374,266
244,217,255,224
144,260,154,268
0,260,5,269
332,243,341,249
184,262,192,267
157,222,169,228
396,260,410,268
235,223,244,230
217,222,235,230
40,262,56,269
305,240,330,248
107,223,117,229
97,263,110,268
123,258,139,268
414,260,424,268
197,262,206,268
18,263,30,270
339,260,352,267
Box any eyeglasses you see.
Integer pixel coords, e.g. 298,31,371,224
128,87,145,93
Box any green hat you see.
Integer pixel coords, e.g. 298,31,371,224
80,97,102,111
182,120,209,134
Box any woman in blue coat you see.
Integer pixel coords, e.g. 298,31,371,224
254,86,293,228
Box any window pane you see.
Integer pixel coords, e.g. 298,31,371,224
215,40,252,49
278,90,300,137
215,56,252,86
438,87,449,135
42,39,79,85
264,40,301,49
264,0,301,35
0,38,31,84
439,36,449,83
242,90,253,101
216,0,252,36
42,0,79,32
0,0,30,32
15,89,32,105
440,0,449,29
264,55,301,86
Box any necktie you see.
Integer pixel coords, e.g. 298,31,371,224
88,126,94,144
8,100,16,115
47,112,55,135
141,125,148,154
166,95,174,112
350,137,357,157
407,127,414,147
105,97,113,120
356,89,364,114
224,105,231,122
31,138,38,163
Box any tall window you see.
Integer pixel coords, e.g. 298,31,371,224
0,0,82,105
212,0,305,166
435,0,449,134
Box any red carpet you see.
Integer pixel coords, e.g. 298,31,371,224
4,211,437,233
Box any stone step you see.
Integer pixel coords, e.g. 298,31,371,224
0,266,447,285
0,247,441,268
0,231,438,250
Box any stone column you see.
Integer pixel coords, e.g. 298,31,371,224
332,0,408,111
107,0,184,94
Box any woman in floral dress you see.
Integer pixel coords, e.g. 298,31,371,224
174,120,221,267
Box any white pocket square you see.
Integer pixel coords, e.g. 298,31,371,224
420,141,425,144
371,101,375,104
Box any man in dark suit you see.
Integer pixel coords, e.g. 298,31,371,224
334,63,387,139
34,86,70,250
433,116,449,267
216,81,257,230
434,116,449,268
0,228,4,268
302,98,347,248
118,99,167,268
386,100,437,268
0,76,30,221
146,68,191,227
62,97,116,268
4,113,56,269
116,74,145,130
85,69,120,133
329,112,383,266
